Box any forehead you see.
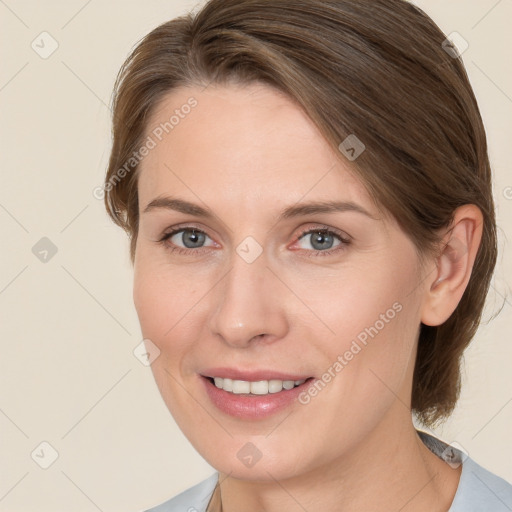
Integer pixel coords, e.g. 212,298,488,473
138,83,377,217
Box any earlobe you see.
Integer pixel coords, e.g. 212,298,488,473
421,205,483,327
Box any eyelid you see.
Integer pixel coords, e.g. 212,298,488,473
158,225,216,246
287,225,351,256
293,224,352,244
156,226,217,257
158,222,212,241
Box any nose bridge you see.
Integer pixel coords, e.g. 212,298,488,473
208,247,288,347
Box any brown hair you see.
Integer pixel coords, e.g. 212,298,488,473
104,0,497,426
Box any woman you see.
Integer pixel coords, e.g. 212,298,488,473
103,0,512,510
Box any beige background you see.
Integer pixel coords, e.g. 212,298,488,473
0,1,511,511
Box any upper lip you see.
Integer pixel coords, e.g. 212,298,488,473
201,367,313,381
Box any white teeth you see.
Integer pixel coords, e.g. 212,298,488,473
250,381,268,395
268,379,283,393
232,380,251,394
211,377,308,395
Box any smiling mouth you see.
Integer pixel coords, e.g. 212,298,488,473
204,376,314,395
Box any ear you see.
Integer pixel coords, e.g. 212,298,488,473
421,204,484,326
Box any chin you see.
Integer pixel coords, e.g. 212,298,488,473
191,433,316,482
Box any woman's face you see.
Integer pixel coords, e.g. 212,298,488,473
133,82,431,480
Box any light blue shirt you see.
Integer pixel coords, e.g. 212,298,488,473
144,431,512,511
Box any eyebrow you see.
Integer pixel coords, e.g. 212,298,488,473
143,196,379,221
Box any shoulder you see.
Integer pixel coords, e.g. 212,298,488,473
142,473,219,512
417,430,512,511
450,456,512,511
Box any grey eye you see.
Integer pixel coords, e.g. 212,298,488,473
171,229,208,249
298,230,341,251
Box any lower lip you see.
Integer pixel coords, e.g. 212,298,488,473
200,375,315,420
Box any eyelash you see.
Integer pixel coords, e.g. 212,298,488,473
156,225,351,257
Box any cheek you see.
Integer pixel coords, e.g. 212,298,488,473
132,261,210,424
133,257,208,360
287,258,417,352
292,254,421,407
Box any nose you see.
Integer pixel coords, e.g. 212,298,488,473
207,249,289,349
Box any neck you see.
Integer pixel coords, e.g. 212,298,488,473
215,408,461,512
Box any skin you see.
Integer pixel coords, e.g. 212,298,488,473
133,82,483,512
